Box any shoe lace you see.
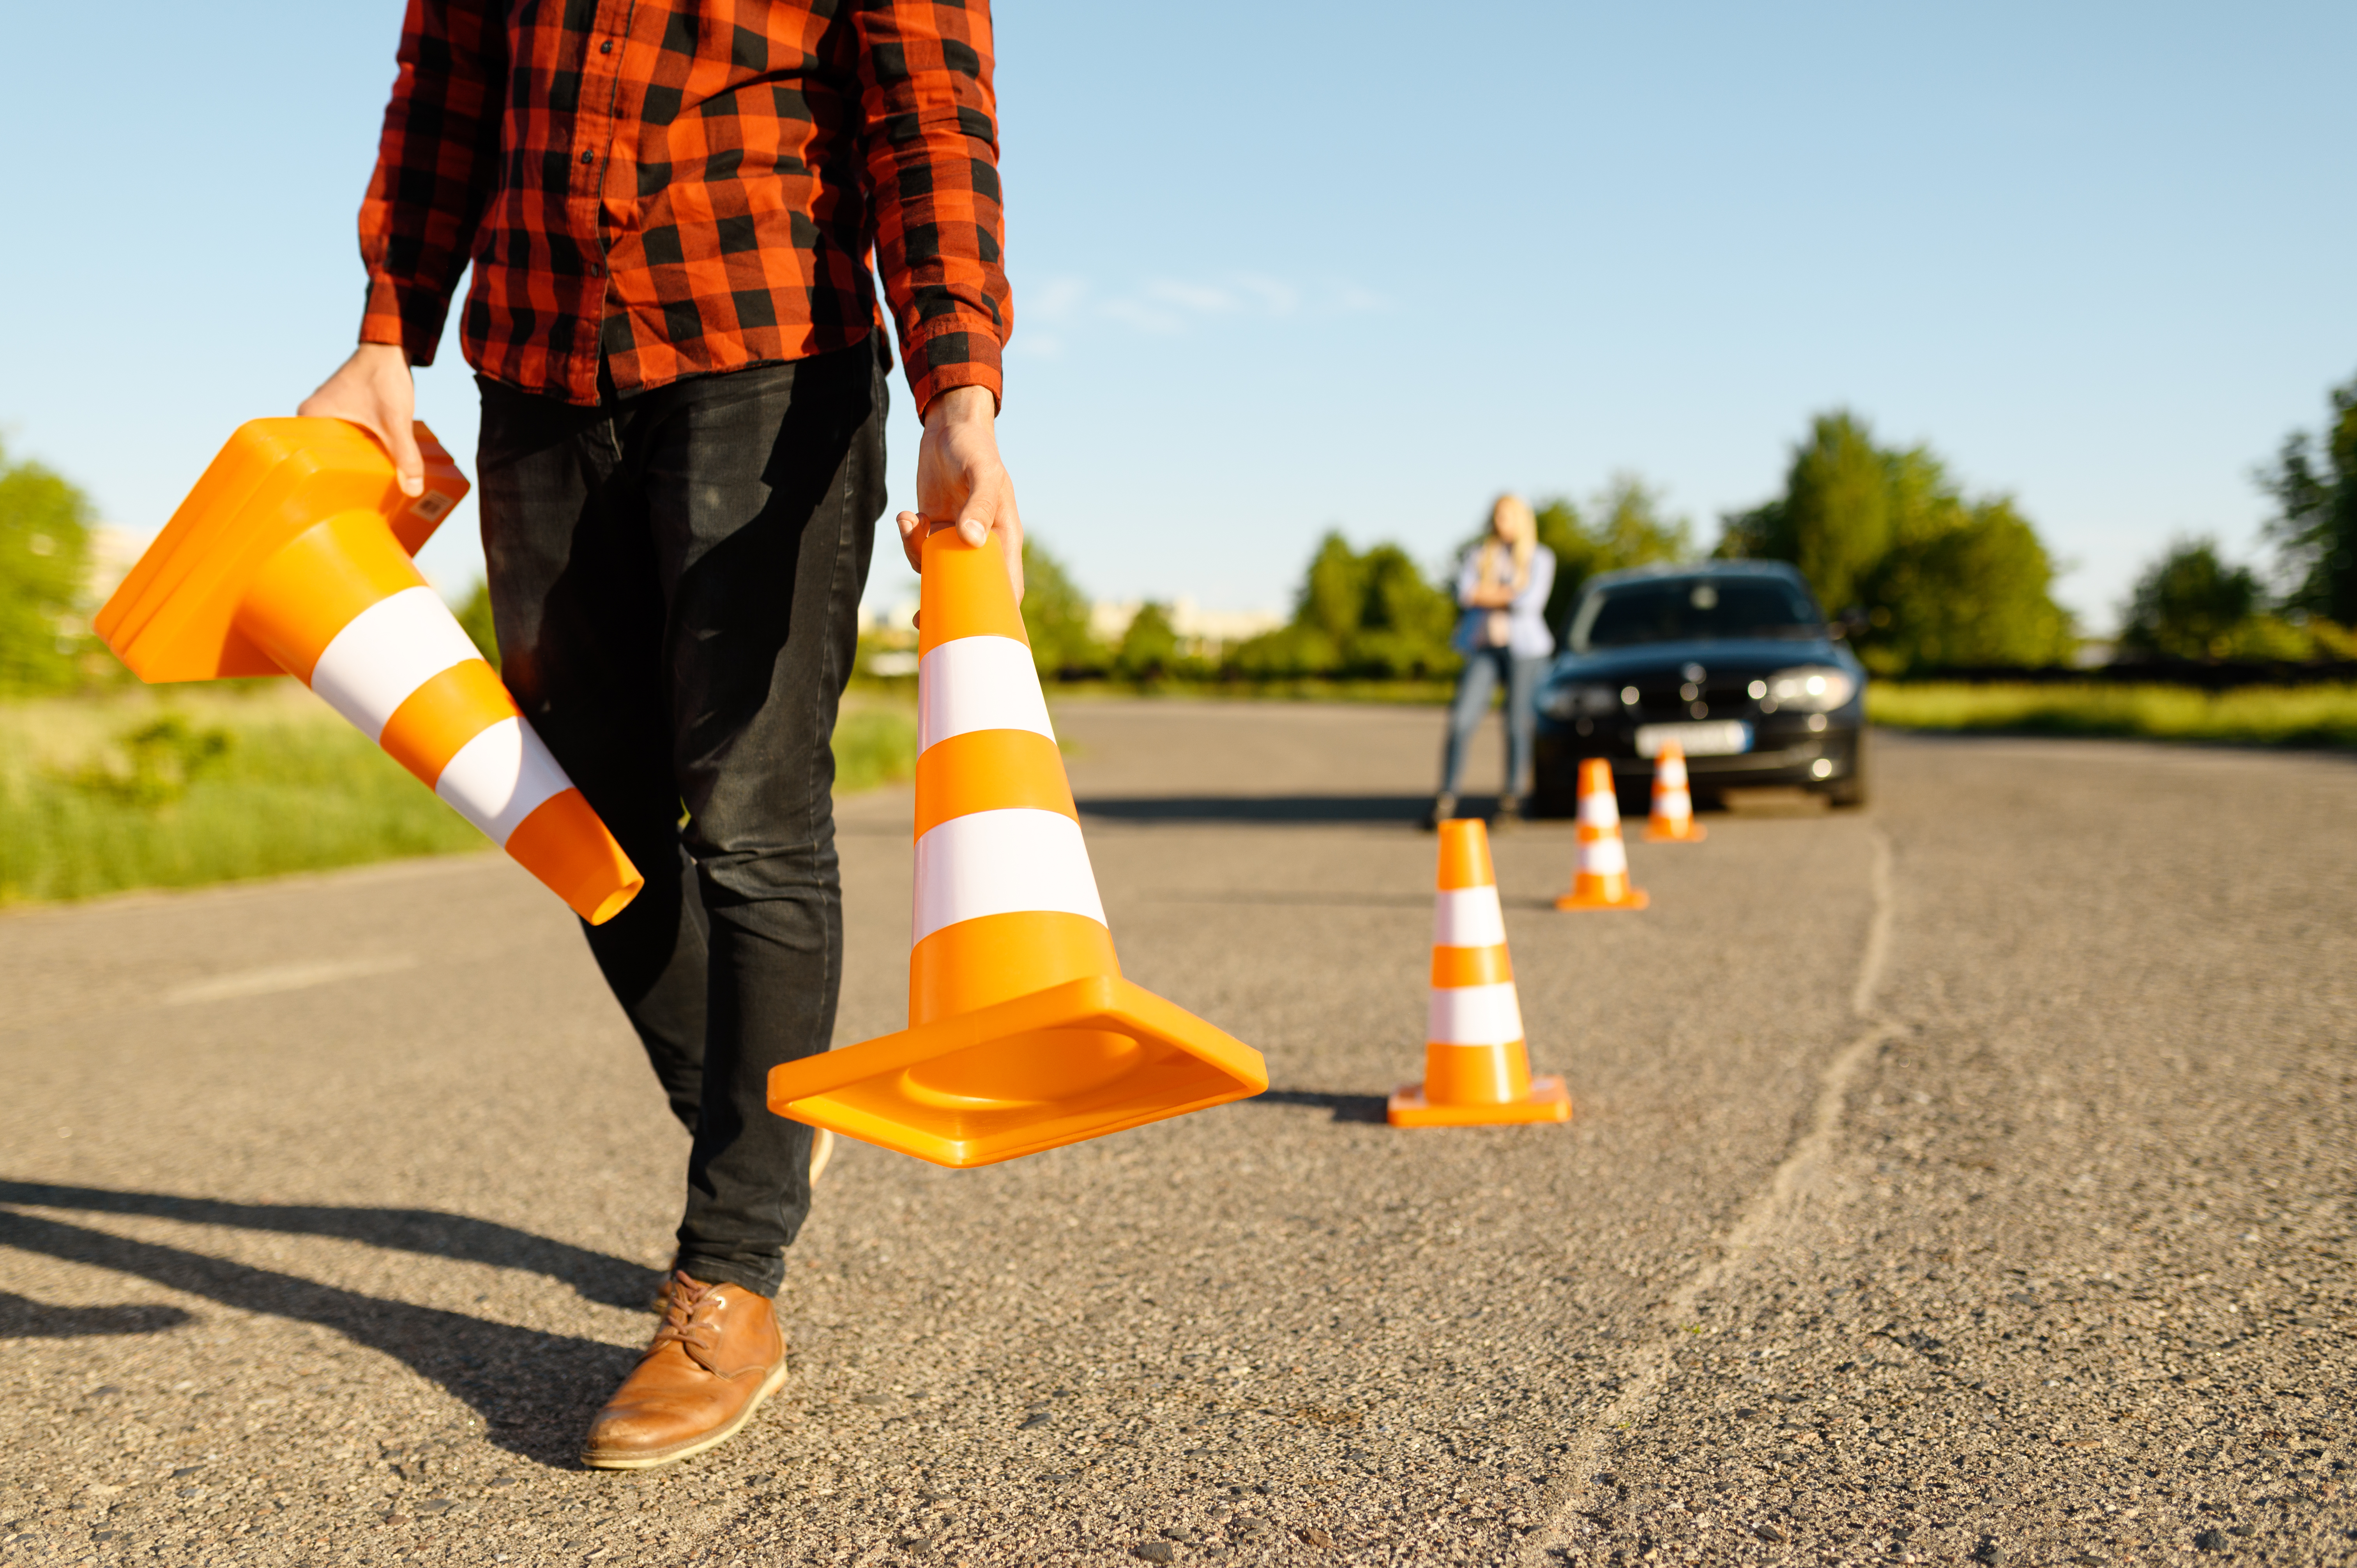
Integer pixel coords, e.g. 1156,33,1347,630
647,1271,725,1368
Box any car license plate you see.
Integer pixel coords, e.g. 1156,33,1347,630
1635,720,1752,758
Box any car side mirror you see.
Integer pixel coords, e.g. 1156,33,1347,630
1832,606,1870,641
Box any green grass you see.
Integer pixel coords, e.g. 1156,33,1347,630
831,701,921,793
0,687,919,907
1868,681,2357,748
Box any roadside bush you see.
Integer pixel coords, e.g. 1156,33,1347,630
0,438,97,693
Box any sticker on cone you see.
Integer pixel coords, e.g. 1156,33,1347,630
765,528,1267,1168
94,419,643,925
1388,818,1571,1127
1645,740,1706,842
1555,758,1650,911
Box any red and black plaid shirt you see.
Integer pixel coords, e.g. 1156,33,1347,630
356,0,1007,411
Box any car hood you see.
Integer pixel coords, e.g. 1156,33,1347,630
1544,636,1859,683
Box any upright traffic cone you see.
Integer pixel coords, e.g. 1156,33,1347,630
1554,759,1649,910
94,419,643,925
1388,819,1570,1126
1644,740,1706,842
765,528,1267,1168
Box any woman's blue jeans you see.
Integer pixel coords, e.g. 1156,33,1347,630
1441,648,1546,800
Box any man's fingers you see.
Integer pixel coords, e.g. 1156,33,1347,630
386,422,426,497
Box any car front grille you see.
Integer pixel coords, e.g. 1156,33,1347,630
1616,676,1761,722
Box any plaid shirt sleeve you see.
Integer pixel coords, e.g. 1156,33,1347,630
852,0,1011,413
356,0,508,366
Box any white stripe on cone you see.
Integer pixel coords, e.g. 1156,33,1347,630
307,586,484,742
912,807,1109,945
1657,788,1693,819
917,636,1057,752
1428,982,1525,1046
1431,886,1506,948
1578,785,1621,827
434,717,572,844
1577,833,1629,876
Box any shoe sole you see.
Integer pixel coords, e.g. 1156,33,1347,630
579,1357,790,1471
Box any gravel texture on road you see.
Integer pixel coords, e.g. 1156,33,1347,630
0,703,2349,1568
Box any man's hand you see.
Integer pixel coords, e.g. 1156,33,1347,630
898,384,1023,602
298,343,425,496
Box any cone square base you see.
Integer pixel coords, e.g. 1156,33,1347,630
767,974,1267,1168
1555,889,1650,910
1387,1075,1572,1127
1645,824,1706,842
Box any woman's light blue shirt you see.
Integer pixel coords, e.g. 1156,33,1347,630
1452,544,1557,659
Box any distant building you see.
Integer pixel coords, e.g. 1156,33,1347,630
86,523,155,609
1090,597,1282,658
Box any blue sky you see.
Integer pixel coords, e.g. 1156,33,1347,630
3,2,2350,633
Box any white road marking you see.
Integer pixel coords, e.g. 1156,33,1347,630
163,954,418,1006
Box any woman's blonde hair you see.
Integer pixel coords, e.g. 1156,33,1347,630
1482,494,1537,590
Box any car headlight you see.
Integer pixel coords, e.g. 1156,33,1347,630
1763,666,1856,713
1542,682,1622,720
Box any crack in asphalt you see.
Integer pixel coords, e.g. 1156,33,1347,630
1522,823,1897,1564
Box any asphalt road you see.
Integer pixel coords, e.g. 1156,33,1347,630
2,702,2352,1568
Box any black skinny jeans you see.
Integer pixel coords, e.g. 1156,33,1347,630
476,340,885,1298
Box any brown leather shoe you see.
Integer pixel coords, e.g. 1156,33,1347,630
583,1273,787,1469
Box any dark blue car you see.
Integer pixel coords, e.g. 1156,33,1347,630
1531,561,1868,814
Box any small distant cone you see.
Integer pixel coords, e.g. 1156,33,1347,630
765,528,1267,1168
1388,819,1571,1127
94,419,643,925
1644,740,1707,842
1554,759,1650,911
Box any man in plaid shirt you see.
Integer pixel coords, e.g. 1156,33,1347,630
300,0,1019,1469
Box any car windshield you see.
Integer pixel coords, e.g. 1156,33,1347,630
1573,577,1823,650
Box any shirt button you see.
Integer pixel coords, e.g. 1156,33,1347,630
580,150,595,165
600,38,614,53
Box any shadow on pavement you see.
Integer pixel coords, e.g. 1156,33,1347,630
0,1208,635,1467
1079,794,1432,825
1251,1089,1390,1123
0,1180,657,1311
0,1289,193,1338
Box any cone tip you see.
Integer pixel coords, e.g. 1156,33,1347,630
1435,817,1496,890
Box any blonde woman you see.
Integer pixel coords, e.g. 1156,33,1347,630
1431,495,1557,827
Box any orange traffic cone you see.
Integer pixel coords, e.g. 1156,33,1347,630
94,419,643,925
1644,740,1706,842
1388,819,1570,1126
1555,758,1649,911
765,528,1267,1168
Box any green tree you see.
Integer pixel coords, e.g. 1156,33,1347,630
2117,539,2263,660
1230,531,1458,678
1346,543,1456,677
2259,369,2357,625
0,438,97,692
1722,411,2076,672
1114,600,1180,679
1861,499,2076,670
1018,537,1106,676
1534,475,1692,633
1719,412,1891,615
